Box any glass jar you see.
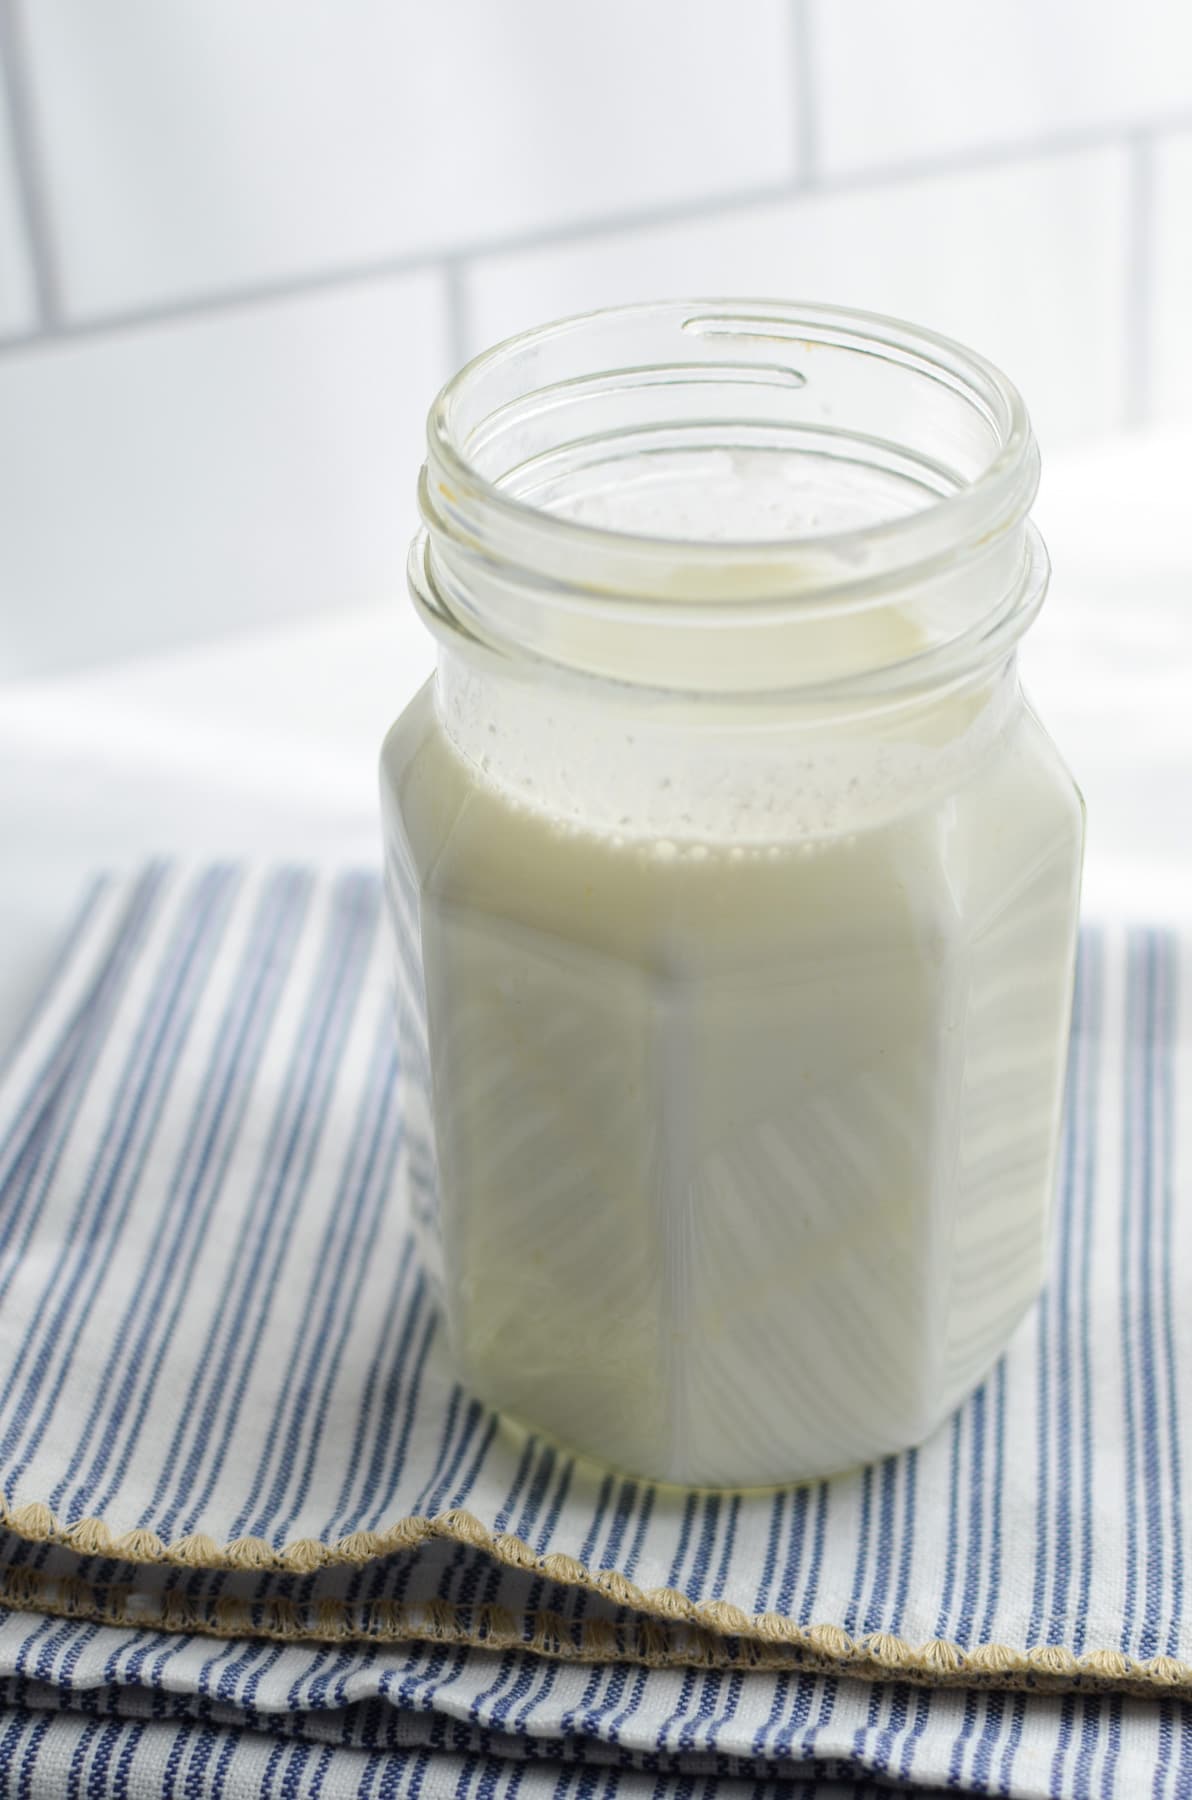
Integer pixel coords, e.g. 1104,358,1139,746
380,300,1084,1489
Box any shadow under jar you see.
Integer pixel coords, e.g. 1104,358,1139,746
380,300,1084,1489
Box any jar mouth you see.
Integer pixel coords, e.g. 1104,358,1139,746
428,300,1034,570
414,299,1045,696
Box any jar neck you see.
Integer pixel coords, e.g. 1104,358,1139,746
435,646,1020,846
411,301,1046,704
414,508,1044,699
413,300,1045,843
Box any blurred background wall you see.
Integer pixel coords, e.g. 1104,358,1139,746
1,0,1190,681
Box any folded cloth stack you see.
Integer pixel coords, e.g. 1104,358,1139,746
0,865,1188,1799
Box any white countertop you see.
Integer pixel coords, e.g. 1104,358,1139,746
3,425,1190,1058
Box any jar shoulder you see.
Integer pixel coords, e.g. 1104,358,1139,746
380,679,1083,975
379,679,460,878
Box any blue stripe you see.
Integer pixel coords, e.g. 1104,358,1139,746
552,1476,621,1738
751,1491,788,1614
1151,1700,1174,1800
888,1446,918,1636
408,1391,482,1522
894,1672,930,1776
864,1432,929,1771
0,867,174,1308
1137,934,1166,1660
1045,935,1086,1645
596,1480,642,1574
232,1011,401,1537
0,1682,32,1784
209,1721,238,1800
1157,934,1184,1660
967,1692,1007,1792
685,1495,721,1600
1062,1695,1100,1800
489,1455,579,1707
0,869,158,1205
552,1483,663,1741
7,875,240,1503
1099,1695,1124,1800
135,873,377,1534
0,875,109,1097
265,1078,405,1541
998,1693,1028,1796
867,1682,913,1784
841,1465,873,1636
0,868,228,1466
932,1411,964,1640
1047,1694,1077,1798
785,1675,838,1765
432,1453,554,1711
18,1713,53,1800
795,1484,829,1631
501,1469,623,1735
96,872,311,1519
34,1619,101,1690
661,1499,747,1751
1075,932,1103,1656
862,1456,898,1633
174,877,382,1537
1172,1709,1192,1800
361,1302,441,1531
52,871,310,1519
978,1361,1006,1646
1119,933,1143,1655
67,1714,105,1800
443,1410,502,1515
1028,1280,1052,1645
710,1495,740,1601
771,1490,807,1622
663,1493,699,1592
321,1244,425,1536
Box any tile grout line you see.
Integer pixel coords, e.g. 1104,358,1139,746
0,180,792,359
0,0,61,329
0,110,1190,363
441,259,471,371
788,0,820,186
1122,130,1156,430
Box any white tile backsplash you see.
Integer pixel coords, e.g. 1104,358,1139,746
1153,132,1192,421
0,6,1188,682
20,0,795,320
464,148,1130,448
810,0,1192,173
0,270,449,679
0,68,37,337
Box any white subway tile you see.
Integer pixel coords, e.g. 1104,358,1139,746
22,0,795,320
1153,132,1192,421
0,270,449,680
809,0,1192,173
0,65,37,336
464,148,1129,447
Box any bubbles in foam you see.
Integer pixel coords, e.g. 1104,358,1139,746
437,652,1011,852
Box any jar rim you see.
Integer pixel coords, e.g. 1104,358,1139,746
414,299,1045,698
425,297,1037,578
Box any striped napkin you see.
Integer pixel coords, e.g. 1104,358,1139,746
0,864,1188,1799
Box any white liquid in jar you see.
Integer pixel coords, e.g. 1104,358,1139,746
381,668,1082,1488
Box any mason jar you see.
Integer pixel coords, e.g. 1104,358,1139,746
379,300,1084,1489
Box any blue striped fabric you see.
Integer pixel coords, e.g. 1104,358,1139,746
0,865,1188,1798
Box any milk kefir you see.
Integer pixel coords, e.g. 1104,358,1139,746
379,302,1084,1485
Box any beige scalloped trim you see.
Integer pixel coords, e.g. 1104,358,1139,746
2,1492,1189,1699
